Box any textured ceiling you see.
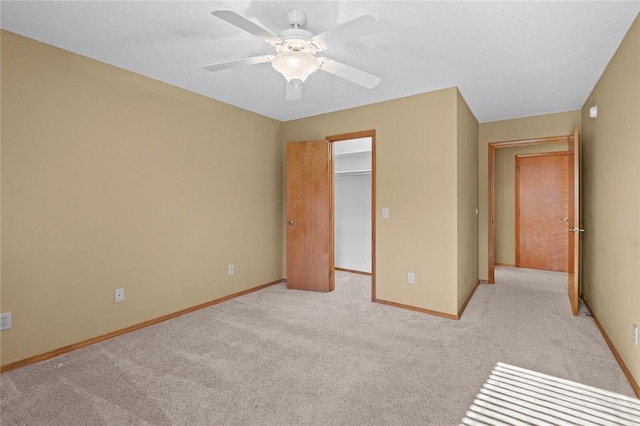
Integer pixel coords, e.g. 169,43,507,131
2,1,639,122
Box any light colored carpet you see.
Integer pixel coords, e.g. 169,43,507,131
1,267,636,425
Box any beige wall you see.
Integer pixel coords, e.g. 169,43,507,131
283,87,478,316
478,110,581,280
495,143,567,265
456,90,479,309
581,14,639,389
0,32,284,365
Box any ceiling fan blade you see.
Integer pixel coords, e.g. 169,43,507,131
202,55,274,72
318,57,380,89
212,10,281,44
286,81,303,101
310,15,379,51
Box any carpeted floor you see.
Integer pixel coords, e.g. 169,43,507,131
0,267,635,425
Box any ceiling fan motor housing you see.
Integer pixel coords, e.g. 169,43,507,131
277,28,317,54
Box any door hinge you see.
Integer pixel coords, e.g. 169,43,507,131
329,212,332,220
329,270,332,278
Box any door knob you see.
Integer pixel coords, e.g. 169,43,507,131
288,221,296,226
568,227,584,233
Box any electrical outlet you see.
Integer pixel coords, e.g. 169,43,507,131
633,323,638,346
0,312,12,331
407,272,415,284
228,264,234,275
114,288,125,303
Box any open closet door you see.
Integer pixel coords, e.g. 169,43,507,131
567,126,582,315
286,141,334,292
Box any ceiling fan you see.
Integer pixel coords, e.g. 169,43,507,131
203,9,381,101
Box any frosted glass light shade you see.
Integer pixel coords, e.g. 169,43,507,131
271,51,319,83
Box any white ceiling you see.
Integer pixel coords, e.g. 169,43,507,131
2,1,639,123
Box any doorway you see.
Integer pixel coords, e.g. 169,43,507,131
488,134,570,283
488,127,581,316
328,130,376,301
333,137,372,274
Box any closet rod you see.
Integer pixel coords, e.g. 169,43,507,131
334,170,371,176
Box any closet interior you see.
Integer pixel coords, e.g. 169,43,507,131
334,137,372,274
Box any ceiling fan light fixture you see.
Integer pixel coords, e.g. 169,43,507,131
271,51,319,83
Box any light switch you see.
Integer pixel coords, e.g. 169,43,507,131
382,208,389,219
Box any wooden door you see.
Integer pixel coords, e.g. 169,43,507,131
567,126,581,316
516,152,569,272
286,141,334,292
